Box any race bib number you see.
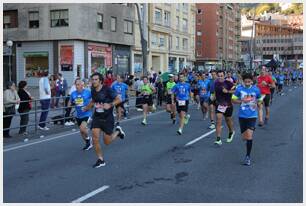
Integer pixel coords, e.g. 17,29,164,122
178,100,186,106
95,103,104,113
75,97,84,106
217,105,228,113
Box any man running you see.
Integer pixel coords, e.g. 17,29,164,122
68,79,93,150
232,72,263,166
111,75,129,126
140,76,156,125
298,69,303,86
83,72,125,168
198,74,210,120
208,70,217,129
257,66,276,126
171,73,192,135
165,74,177,124
269,71,277,104
214,70,236,145
276,71,285,95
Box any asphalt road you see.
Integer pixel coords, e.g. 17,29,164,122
3,85,303,203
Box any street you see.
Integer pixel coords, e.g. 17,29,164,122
3,86,303,203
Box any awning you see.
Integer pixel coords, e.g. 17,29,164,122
23,52,49,57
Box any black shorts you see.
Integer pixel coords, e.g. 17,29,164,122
116,102,125,109
166,94,173,105
262,94,271,107
298,78,302,80
91,114,114,135
277,84,283,91
76,116,90,127
208,98,216,106
292,78,297,82
142,95,153,106
176,100,189,113
215,104,233,117
239,117,256,134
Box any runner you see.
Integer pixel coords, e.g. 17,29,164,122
213,70,236,146
208,70,217,129
82,72,125,168
140,76,156,125
276,71,285,95
165,74,177,124
269,71,277,104
191,74,200,108
111,75,129,126
198,74,210,120
171,73,192,135
68,79,93,150
298,69,303,86
257,66,276,126
232,72,263,166
292,69,298,87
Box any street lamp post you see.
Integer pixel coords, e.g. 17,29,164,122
6,40,13,82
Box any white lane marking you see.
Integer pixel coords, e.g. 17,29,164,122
4,110,165,152
184,126,223,147
71,185,110,203
3,131,80,152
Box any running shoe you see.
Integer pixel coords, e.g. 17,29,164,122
115,126,126,139
226,131,235,143
184,114,190,125
214,139,222,146
172,118,176,124
209,124,215,129
177,128,183,135
141,119,147,125
115,121,120,126
83,138,93,150
258,122,264,127
93,159,106,168
243,156,251,166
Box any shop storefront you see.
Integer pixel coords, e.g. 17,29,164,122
133,54,143,76
88,43,112,76
168,57,176,73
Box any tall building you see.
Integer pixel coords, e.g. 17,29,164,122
132,3,196,76
3,3,135,86
195,3,241,70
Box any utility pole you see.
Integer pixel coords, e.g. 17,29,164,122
135,3,148,76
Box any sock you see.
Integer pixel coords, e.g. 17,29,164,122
246,140,253,157
216,136,221,141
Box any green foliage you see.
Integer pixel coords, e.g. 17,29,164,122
281,3,303,15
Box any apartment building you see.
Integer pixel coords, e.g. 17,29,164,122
3,3,135,86
195,3,241,70
132,3,196,75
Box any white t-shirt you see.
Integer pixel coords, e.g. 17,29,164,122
39,77,51,99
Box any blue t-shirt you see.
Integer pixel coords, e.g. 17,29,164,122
292,71,298,79
172,82,191,101
299,71,303,78
233,85,261,118
198,80,210,99
111,82,128,102
70,89,92,118
209,79,216,93
277,74,285,85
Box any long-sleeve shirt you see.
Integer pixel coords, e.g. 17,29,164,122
3,89,20,112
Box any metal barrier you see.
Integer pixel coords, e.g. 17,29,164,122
3,91,159,135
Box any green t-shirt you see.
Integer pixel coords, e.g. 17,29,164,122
166,81,176,94
141,84,153,95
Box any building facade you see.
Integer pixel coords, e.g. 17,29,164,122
3,3,135,87
195,3,241,71
132,3,196,76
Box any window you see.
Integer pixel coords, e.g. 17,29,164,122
197,50,202,56
164,11,171,27
155,8,162,25
197,40,202,47
51,9,69,27
197,17,202,25
176,16,180,30
169,36,172,49
29,11,39,28
97,13,103,29
124,20,133,34
111,16,117,32
182,18,188,32
182,3,188,13
176,37,180,49
3,10,18,28
160,35,165,47
151,33,158,46
183,38,188,50
176,4,180,11
197,31,202,36
197,9,202,14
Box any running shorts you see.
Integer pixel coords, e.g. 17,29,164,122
200,96,209,104
262,94,271,107
91,114,114,135
277,84,283,91
142,95,153,106
76,116,90,127
166,94,173,105
176,100,189,113
239,117,256,134
215,104,233,117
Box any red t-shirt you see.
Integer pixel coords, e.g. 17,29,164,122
257,75,273,94
104,77,114,87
